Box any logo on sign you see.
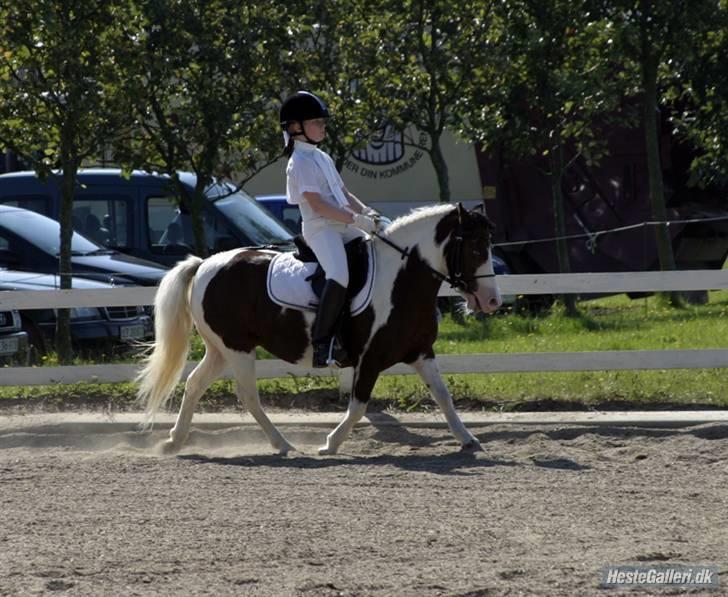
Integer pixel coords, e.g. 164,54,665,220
346,125,427,180
352,124,404,165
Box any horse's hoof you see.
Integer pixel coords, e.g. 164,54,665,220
158,439,181,455
278,443,296,456
318,445,337,456
461,439,483,453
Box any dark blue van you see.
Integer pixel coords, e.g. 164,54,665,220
255,194,302,234
0,170,294,267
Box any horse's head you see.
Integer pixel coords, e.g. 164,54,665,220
436,203,502,314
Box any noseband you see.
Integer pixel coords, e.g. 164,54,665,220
373,221,496,293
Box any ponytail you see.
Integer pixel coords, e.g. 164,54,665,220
283,135,295,158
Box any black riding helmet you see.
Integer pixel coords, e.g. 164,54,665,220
280,91,330,146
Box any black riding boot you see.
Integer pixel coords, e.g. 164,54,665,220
311,279,348,368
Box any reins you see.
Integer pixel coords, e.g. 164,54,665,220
372,229,496,293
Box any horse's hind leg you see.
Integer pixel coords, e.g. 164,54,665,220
229,351,295,455
411,356,481,451
162,345,225,454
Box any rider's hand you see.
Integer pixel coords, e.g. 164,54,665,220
362,207,392,232
352,213,378,234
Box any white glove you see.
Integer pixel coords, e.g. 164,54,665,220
363,207,392,231
352,213,378,234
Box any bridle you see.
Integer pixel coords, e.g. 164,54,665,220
372,216,496,293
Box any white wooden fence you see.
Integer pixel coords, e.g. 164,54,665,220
1,270,727,387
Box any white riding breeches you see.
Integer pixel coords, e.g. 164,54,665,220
302,222,366,288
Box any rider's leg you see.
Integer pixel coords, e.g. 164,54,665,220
305,228,350,367
310,279,348,367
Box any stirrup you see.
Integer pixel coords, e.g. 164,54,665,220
313,337,348,368
312,338,334,368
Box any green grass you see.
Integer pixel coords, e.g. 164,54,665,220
2,290,728,411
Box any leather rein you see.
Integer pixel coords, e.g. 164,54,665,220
372,224,496,293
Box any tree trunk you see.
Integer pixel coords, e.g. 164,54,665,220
429,132,451,203
549,143,578,316
56,146,78,364
175,176,208,258
642,51,681,306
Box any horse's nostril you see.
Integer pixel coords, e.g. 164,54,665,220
489,297,501,308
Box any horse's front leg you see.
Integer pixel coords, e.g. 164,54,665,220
411,355,482,451
319,367,377,455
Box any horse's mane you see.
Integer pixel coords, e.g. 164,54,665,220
383,203,456,236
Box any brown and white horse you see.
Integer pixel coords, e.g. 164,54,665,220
137,203,502,455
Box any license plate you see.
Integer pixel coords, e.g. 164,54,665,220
120,325,145,341
0,336,20,355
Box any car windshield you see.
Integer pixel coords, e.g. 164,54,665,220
212,187,293,245
0,209,101,255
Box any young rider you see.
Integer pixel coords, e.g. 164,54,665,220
280,90,381,367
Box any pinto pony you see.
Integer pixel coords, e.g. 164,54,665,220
137,203,502,455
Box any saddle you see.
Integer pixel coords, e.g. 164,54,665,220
266,235,376,315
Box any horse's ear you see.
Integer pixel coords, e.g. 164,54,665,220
456,202,466,224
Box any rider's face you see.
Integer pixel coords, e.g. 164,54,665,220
302,118,327,143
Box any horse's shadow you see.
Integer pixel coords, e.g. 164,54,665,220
177,450,518,477
173,417,728,475
176,412,589,475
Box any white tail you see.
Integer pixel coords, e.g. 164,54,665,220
137,255,203,426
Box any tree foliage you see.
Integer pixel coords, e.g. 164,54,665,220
112,0,286,255
1,0,728,329
0,0,139,362
380,0,499,202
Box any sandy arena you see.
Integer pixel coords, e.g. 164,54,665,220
1,411,727,596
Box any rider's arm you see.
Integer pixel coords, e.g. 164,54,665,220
303,191,355,224
342,187,368,214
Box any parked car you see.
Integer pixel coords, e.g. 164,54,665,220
0,169,294,267
255,194,302,234
0,205,168,286
0,307,29,364
0,268,153,359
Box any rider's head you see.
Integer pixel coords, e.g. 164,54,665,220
280,91,330,153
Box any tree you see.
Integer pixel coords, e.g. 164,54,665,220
664,1,728,188
0,0,139,362
383,0,498,203
114,0,285,256
472,0,622,315
608,0,722,304
278,0,399,171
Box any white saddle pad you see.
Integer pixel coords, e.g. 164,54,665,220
266,243,376,316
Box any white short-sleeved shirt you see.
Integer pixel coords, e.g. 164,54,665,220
286,141,346,232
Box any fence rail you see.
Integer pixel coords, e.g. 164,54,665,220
1,270,727,387
2,349,727,387
1,270,727,310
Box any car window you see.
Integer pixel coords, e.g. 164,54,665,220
0,195,49,216
0,209,100,255
213,191,293,245
282,206,302,233
72,197,130,249
146,196,239,255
